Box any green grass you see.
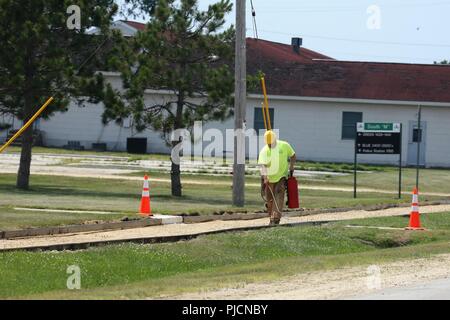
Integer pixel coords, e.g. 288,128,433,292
6,145,450,195
0,208,126,231
1,147,449,298
297,161,386,173
1,146,405,173
1,147,450,231
307,167,450,195
2,211,450,299
3,146,171,161
0,173,263,217
130,163,450,197
0,172,443,230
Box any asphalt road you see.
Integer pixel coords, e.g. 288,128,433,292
352,277,450,300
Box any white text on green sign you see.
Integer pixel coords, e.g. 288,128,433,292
357,123,401,133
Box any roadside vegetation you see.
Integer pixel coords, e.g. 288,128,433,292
1,146,450,230
2,211,450,299
0,171,445,230
3,146,171,161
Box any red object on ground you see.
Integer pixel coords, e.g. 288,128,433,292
406,187,424,230
140,175,152,216
287,176,300,209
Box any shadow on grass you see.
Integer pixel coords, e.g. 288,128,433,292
0,184,243,206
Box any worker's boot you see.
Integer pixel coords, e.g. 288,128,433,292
269,219,280,226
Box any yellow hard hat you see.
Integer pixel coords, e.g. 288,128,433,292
264,130,277,145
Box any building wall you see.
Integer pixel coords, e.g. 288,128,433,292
263,98,450,167
39,101,171,154
422,106,450,167
2,73,450,167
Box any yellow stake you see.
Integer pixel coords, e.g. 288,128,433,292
0,97,54,154
261,102,268,132
260,77,272,131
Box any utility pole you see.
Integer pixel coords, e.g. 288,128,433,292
233,0,246,207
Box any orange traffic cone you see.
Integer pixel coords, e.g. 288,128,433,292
406,187,424,230
140,175,152,216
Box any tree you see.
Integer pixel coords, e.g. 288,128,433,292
434,60,449,65
0,0,120,189
103,0,235,197
121,0,158,17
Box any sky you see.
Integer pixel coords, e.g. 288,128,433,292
118,0,450,64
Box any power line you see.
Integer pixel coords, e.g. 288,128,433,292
255,1,450,13
249,0,259,39
258,29,450,48
321,50,436,63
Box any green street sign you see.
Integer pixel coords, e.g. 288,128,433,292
357,122,401,133
365,123,392,131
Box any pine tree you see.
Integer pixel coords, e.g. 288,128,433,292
103,0,235,197
0,0,120,189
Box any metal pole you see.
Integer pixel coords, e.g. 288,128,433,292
233,0,246,207
416,105,422,193
354,137,357,199
398,123,402,199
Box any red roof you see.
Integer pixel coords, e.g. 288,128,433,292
247,38,450,103
121,20,146,31
247,38,332,63
119,21,450,103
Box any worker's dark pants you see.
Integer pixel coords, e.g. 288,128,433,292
265,178,286,223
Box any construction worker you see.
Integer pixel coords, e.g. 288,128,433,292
258,130,296,226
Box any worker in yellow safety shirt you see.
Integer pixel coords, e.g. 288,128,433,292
258,130,296,226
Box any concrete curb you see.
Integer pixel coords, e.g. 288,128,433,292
182,212,268,223
181,202,413,224
1,200,447,241
0,220,330,252
0,218,162,240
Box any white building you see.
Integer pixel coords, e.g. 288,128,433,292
2,21,450,167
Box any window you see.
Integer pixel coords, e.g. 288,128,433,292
254,108,274,133
342,112,363,140
412,128,423,143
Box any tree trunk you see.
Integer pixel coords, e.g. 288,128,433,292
171,140,182,197
16,88,34,190
170,90,185,197
16,124,33,190
17,45,36,190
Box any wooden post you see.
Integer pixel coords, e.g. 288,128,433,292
233,0,246,207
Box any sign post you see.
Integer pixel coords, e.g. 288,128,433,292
416,105,422,193
354,123,402,198
398,123,403,199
